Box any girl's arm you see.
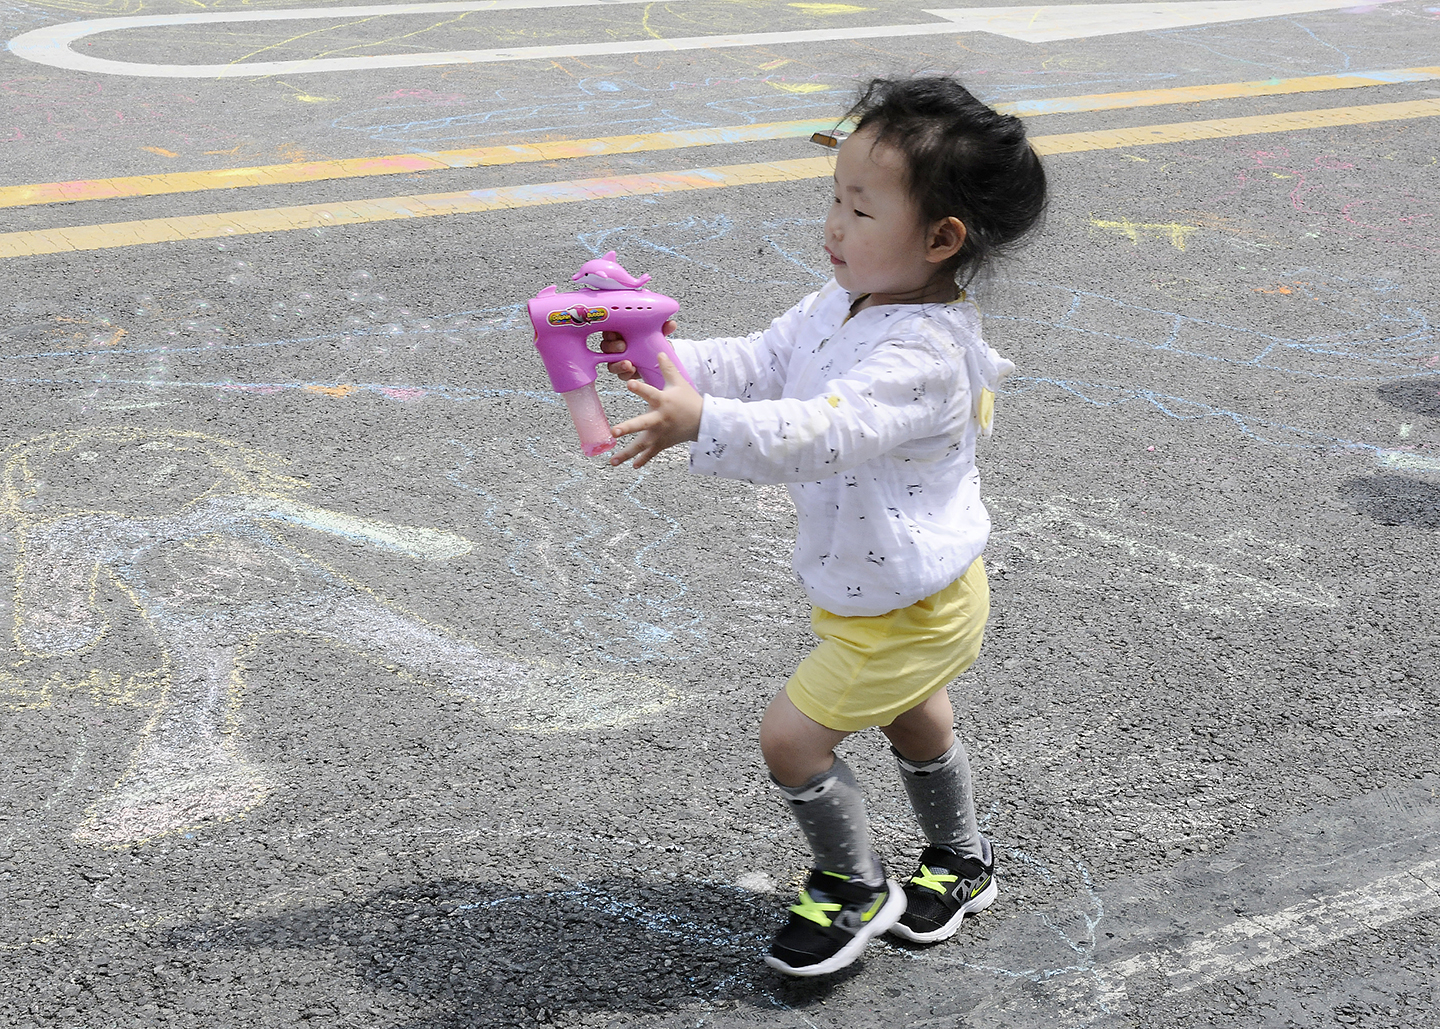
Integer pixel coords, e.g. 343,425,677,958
665,286,829,401
688,338,968,484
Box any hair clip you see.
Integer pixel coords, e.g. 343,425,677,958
809,131,848,149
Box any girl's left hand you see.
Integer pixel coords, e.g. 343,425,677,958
608,353,703,469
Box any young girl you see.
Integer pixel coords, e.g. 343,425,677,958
602,76,1047,977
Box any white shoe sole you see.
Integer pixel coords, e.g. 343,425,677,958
887,875,997,944
764,879,908,977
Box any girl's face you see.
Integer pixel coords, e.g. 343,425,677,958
823,126,962,308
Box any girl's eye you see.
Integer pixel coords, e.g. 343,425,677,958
854,208,871,219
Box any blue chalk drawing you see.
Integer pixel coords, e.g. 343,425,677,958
989,276,1434,382
577,215,830,288
444,437,705,666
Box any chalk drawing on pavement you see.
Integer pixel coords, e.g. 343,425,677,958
329,77,849,147
443,437,708,665
7,0,1392,79
0,428,673,845
1198,143,1440,255
986,271,1438,479
988,493,1339,616
991,276,1435,382
579,214,830,289
1004,373,1439,476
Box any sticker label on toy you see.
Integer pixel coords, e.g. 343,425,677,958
548,305,609,326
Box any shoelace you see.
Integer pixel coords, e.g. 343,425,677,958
910,864,959,895
789,889,843,928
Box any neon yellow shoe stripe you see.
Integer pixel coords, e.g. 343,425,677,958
789,890,842,928
911,865,959,895
860,892,885,922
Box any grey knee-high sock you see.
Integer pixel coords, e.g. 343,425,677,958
774,757,884,885
895,739,984,861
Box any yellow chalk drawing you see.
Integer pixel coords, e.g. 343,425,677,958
788,3,872,12
1090,217,1201,251
275,79,336,103
16,315,128,348
1,428,673,847
304,382,358,397
274,142,327,164
769,82,831,93
140,146,179,158
0,663,165,713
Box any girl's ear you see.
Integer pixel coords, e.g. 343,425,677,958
926,217,967,264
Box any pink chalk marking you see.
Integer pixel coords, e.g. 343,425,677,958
376,386,427,401
59,178,113,200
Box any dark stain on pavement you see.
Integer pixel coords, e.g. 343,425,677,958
1341,475,1440,529
1377,377,1440,418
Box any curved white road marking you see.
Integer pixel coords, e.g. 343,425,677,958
1086,857,1440,1005
7,0,1388,79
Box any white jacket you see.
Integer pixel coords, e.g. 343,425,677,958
671,279,1013,617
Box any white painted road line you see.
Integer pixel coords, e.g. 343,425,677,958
7,0,1394,78
926,788,1440,1024
1083,856,1440,1008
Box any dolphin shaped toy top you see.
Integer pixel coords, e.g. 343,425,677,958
571,251,652,291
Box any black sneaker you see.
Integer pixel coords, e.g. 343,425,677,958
888,840,996,944
764,869,907,977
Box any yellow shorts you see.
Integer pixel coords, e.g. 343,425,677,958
785,558,989,733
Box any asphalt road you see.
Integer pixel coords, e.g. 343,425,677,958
0,1,1437,1027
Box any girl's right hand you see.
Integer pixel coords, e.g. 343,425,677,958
600,320,678,380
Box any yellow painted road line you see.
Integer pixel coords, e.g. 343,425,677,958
3,65,1439,211
1031,98,1440,154
2,99,1437,260
0,159,835,259
0,120,841,210
995,65,1440,117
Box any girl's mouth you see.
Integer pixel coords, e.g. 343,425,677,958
825,247,844,266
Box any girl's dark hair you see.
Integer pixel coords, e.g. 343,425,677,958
846,76,1047,287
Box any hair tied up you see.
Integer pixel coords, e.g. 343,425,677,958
846,76,1048,287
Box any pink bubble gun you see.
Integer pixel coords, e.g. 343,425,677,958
528,251,690,457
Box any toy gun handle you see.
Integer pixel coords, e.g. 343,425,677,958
527,265,684,458
623,327,694,391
